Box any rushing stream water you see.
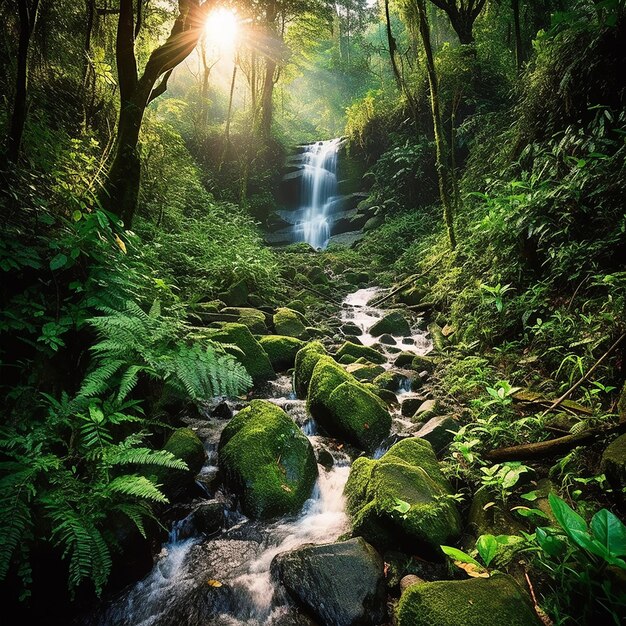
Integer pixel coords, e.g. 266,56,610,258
88,288,431,626
293,138,344,250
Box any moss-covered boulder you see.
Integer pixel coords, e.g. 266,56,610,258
345,438,461,554
307,356,353,418
394,351,417,368
397,575,542,626
218,400,318,519
410,355,437,373
258,335,305,371
370,311,411,337
208,323,274,382
373,371,406,392
468,487,525,538
294,341,327,398
153,428,206,500
336,341,386,365
221,307,268,334
346,362,386,381
602,433,626,490
274,307,310,339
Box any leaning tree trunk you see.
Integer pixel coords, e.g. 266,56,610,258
416,0,456,250
512,0,524,71
6,0,40,164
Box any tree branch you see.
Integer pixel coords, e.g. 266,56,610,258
147,69,173,104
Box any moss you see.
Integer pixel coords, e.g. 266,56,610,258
207,323,275,382
326,381,392,451
338,354,358,365
427,323,447,353
346,362,386,381
221,307,267,334
219,400,318,519
602,433,626,490
373,371,405,391
369,311,411,337
467,486,525,538
286,299,306,314
258,335,305,371
336,341,386,365
394,351,417,367
397,575,541,626
410,355,437,373
307,355,353,419
274,307,310,339
344,439,461,554
294,341,327,398
153,428,206,500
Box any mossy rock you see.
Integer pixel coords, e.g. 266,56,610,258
306,266,329,285
274,307,310,339
338,354,358,365
286,299,306,315
410,355,436,373
468,486,525,538
394,351,417,368
307,355,353,419
370,312,411,337
336,341,386,365
346,362,386,381
218,400,318,519
152,428,206,500
294,341,327,398
221,307,268,334
602,433,626,490
258,335,305,371
373,371,406,392
344,438,461,554
208,323,275,382
397,574,542,626
398,286,428,307
220,279,248,307
326,381,392,451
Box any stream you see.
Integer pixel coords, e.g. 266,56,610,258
87,288,431,626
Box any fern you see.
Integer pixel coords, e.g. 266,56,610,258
106,475,169,504
105,447,188,470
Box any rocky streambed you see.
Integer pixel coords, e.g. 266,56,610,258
84,288,542,626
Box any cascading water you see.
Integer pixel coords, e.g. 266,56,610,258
294,138,344,250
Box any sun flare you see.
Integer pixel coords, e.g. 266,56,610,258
205,8,239,49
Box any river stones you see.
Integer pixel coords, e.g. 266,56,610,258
345,362,386,381
258,335,306,371
207,322,275,382
294,341,328,398
307,356,391,451
218,400,318,519
369,311,411,337
344,438,461,554
271,538,387,626
397,574,542,626
175,501,224,540
335,341,386,365
274,307,310,339
220,307,268,334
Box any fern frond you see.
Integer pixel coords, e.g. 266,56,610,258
116,365,143,402
106,448,188,471
106,475,169,504
80,359,125,397
113,502,154,539
0,496,32,581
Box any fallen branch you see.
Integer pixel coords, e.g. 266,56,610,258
540,331,626,418
371,253,444,307
485,421,626,462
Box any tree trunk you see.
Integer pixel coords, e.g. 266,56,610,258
512,0,524,71
6,0,40,164
260,0,278,138
416,0,456,249
384,0,403,89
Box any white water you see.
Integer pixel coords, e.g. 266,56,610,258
293,138,345,250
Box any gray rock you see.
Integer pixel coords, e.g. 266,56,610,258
370,311,411,337
175,501,224,540
271,537,387,626
415,416,459,453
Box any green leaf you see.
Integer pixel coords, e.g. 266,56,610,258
536,527,567,557
590,509,626,557
393,498,411,515
440,545,482,568
476,534,499,567
50,254,68,271
548,493,587,539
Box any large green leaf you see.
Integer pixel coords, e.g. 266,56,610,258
536,527,567,557
440,545,482,567
476,534,499,567
590,509,626,557
548,493,587,539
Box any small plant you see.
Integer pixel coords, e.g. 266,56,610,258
480,283,514,313
441,533,520,577
484,380,521,407
480,462,532,503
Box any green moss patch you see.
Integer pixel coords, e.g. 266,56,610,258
336,341,386,365
258,335,305,371
294,341,327,398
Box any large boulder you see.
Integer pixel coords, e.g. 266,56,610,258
336,341,386,365
369,312,411,337
345,362,386,381
601,433,626,490
258,335,306,371
294,341,328,398
271,538,387,626
208,323,275,382
396,575,542,626
152,428,206,500
344,438,461,554
218,400,318,519
307,356,391,451
274,307,310,339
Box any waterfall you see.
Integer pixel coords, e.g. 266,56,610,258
294,138,344,250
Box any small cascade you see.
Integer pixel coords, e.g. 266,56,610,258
293,138,344,249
